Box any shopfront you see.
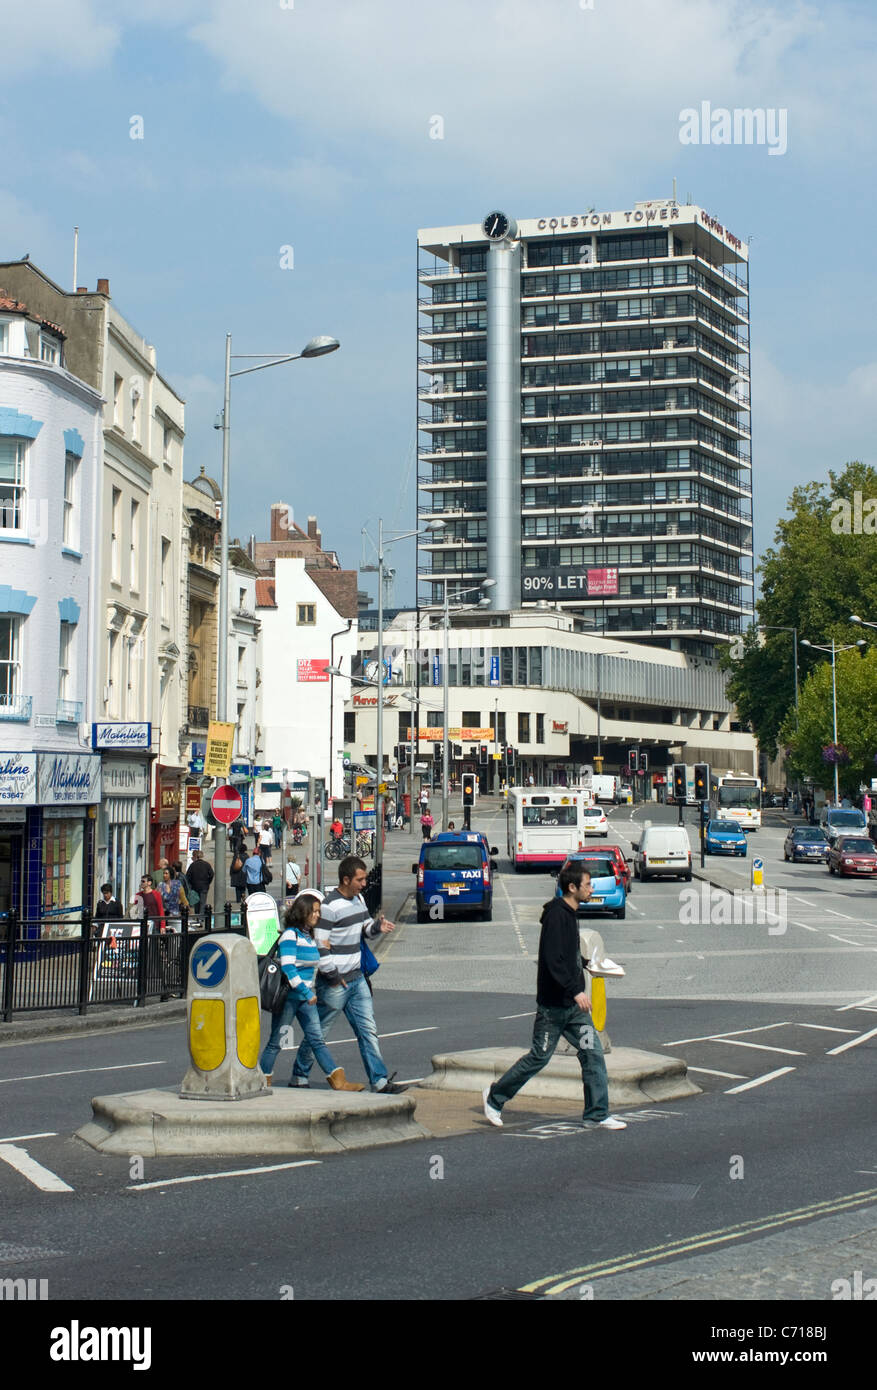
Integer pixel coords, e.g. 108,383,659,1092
0,752,36,917
93,724,153,911
151,769,183,870
27,752,102,937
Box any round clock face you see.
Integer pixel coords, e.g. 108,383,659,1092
482,211,510,239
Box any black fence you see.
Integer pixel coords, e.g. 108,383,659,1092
0,905,250,1022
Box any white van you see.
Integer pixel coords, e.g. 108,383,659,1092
633,824,692,881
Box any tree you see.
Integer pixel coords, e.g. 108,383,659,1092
720,461,877,756
780,647,877,796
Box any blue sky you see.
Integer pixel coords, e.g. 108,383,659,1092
3,0,875,603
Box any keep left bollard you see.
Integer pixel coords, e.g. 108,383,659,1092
179,932,267,1101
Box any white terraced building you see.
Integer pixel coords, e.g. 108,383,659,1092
417,201,753,659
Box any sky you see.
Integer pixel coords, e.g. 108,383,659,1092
2,0,876,605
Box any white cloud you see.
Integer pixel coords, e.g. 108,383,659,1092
1,0,118,70
241,158,361,207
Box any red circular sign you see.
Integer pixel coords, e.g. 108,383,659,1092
210,784,243,824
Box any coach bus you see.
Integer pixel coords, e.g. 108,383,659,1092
712,773,762,831
506,788,590,870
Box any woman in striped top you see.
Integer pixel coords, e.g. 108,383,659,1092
259,892,364,1091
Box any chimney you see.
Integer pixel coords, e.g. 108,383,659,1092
96,278,110,296
270,502,291,541
307,515,320,544
76,286,88,295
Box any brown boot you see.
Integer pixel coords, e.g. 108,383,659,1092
265,1075,273,1087
327,1067,365,1092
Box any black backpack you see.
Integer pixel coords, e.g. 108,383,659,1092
257,938,289,1013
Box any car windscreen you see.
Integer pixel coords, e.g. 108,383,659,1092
522,806,577,826
422,845,483,871
792,829,825,841
836,839,874,854
827,812,865,826
582,808,603,817
710,821,741,833
566,859,615,879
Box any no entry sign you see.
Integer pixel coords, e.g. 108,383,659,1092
211,784,243,825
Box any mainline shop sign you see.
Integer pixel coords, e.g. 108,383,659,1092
0,752,38,804
38,753,102,805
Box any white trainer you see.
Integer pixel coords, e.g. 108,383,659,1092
582,1115,627,1130
482,1086,503,1128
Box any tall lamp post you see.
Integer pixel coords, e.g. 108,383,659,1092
212,332,339,914
435,579,496,830
800,636,866,805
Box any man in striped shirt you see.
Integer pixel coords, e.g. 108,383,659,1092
290,857,407,1094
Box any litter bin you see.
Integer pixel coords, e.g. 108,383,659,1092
403,793,411,819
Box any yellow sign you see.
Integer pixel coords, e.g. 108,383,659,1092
356,775,369,787
378,782,389,794
205,720,236,778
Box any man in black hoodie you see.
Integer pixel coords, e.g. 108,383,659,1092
483,863,626,1130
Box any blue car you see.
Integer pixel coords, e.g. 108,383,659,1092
556,852,626,919
413,832,497,923
705,819,747,856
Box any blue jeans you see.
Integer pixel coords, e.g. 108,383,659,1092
292,975,388,1090
488,1004,610,1121
260,994,338,1079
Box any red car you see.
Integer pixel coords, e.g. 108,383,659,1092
604,843,632,893
827,836,877,877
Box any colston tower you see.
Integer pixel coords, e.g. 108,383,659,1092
417,201,753,657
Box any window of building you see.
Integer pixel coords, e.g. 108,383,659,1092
0,437,27,531
40,333,61,364
110,488,122,582
107,629,119,715
0,615,21,705
516,647,528,684
129,499,140,591
518,712,531,744
113,375,124,428
462,710,481,728
398,711,413,739
236,702,246,756
344,712,356,743
237,645,246,683
297,604,316,625
501,647,513,686
160,537,171,624
0,321,8,354
58,622,73,700
130,381,141,443
496,711,507,744
163,424,172,465
536,713,545,743
63,452,79,548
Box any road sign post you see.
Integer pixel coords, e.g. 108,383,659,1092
179,933,267,1100
751,856,765,892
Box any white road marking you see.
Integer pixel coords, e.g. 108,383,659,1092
713,1039,805,1056
825,908,857,920
0,1144,73,1192
795,1023,857,1034
725,1067,796,1094
498,1012,534,1020
497,876,531,957
128,1160,321,1191
330,1027,438,1045
0,1131,58,1143
687,1066,747,1079
792,897,817,906
826,1025,877,1056
0,1061,167,1085
836,993,877,1012
791,920,818,932
829,935,864,946
664,1022,791,1046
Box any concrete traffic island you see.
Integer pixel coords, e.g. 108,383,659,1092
418,1047,701,1106
76,1087,428,1158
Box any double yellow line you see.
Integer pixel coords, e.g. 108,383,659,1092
521,1186,877,1296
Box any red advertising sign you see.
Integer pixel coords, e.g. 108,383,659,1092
587,567,619,596
297,659,330,683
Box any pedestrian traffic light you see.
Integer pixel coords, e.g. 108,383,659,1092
462,773,476,807
694,763,710,801
673,763,687,801
629,748,639,772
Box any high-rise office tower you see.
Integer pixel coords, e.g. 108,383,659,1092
417,201,753,656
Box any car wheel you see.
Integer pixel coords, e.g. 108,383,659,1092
416,907,429,923
481,905,493,922
615,906,626,919
683,871,692,881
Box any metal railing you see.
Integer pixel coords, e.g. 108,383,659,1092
0,905,252,1021
0,693,32,722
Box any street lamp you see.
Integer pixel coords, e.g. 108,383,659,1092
212,331,340,914
800,637,866,805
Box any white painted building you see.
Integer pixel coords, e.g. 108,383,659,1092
256,557,357,802
0,291,103,924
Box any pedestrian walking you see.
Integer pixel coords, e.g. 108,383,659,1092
230,846,247,903
420,809,434,840
159,866,188,928
244,846,270,895
272,813,283,849
290,856,406,1094
95,883,123,925
131,874,165,929
482,862,627,1131
259,821,274,864
186,849,214,912
286,856,301,896
260,892,364,1091
419,788,429,809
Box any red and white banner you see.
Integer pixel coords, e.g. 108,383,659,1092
587,567,619,596
297,658,330,683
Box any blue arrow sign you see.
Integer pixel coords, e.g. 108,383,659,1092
189,941,228,988
753,857,764,872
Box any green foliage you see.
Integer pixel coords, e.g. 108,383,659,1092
780,647,877,794
724,461,877,757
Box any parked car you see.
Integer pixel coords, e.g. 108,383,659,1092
603,843,633,893
783,826,830,863
826,835,877,877
412,831,498,922
582,805,609,837
819,807,867,844
632,824,692,881
704,819,747,857
556,852,626,919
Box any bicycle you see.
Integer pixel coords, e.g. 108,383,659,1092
324,835,351,859
291,824,308,846
356,831,375,858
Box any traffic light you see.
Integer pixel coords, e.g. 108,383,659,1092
673,763,687,801
629,748,639,772
453,743,463,759
640,752,648,773
693,763,710,801
433,742,443,761
479,743,488,764
462,773,476,807
506,745,516,768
